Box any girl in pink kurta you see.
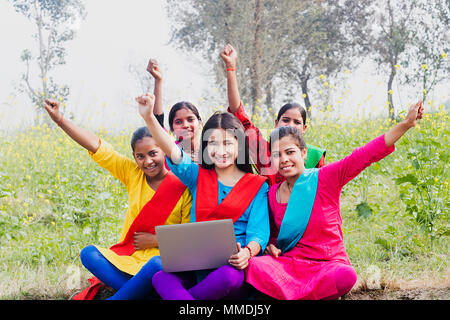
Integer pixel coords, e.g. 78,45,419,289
245,101,424,300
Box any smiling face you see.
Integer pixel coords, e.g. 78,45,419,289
132,136,166,179
271,135,307,178
171,107,201,142
206,128,239,170
275,107,307,134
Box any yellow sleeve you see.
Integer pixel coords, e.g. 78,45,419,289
88,138,136,186
180,188,192,224
164,188,192,226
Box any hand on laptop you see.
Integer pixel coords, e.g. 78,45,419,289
228,243,251,270
133,232,158,250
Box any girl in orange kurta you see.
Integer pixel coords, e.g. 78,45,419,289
43,99,191,300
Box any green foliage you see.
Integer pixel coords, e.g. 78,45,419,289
0,111,448,298
394,113,449,246
356,201,374,218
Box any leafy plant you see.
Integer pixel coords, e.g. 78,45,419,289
395,115,449,247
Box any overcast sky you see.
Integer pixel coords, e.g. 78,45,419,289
0,0,214,132
0,0,448,134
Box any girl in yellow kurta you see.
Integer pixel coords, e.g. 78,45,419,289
43,99,191,300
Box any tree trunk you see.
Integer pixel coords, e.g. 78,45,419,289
300,77,312,121
250,0,263,117
265,84,273,115
224,0,232,44
422,70,428,105
387,65,396,120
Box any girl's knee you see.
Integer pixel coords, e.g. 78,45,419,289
218,265,244,288
151,270,167,288
139,256,163,279
79,245,100,267
334,265,357,295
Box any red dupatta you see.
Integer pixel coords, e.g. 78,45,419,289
195,167,267,223
72,171,187,300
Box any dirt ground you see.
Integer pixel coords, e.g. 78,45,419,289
92,282,449,300
342,287,449,300
341,278,450,300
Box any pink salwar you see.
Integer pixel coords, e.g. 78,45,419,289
245,135,395,300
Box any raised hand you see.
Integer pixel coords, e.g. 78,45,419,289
220,44,238,69
147,59,162,81
384,99,425,147
43,99,62,124
404,100,424,128
136,93,155,121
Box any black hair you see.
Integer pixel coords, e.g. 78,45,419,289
168,101,202,132
131,126,153,152
276,102,307,125
269,126,306,153
199,112,253,173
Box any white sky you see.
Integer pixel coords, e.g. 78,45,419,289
0,0,448,134
0,0,214,132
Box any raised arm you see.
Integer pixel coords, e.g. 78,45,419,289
220,44,241,113
384,100,424,147
147,59,163,116
321,100,424,191
136,93,182,163
44,99,100,153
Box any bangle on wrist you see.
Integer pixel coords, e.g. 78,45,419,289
243,245,252,258
226,67,235,72
57,114,64,127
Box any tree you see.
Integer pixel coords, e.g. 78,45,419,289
401,0,449,105
10,0,86,124
165,0,292,117
367,0,416,120
280,0,373,119
165,0,371,121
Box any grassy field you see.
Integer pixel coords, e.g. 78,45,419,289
0,108,448,299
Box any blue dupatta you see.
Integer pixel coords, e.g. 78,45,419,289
277,168,319,253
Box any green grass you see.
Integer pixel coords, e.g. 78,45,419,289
0,110,448,299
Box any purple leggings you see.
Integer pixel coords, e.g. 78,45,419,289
152,265,248,300
322,264,358,300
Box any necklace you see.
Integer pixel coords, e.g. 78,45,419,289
276,180,292,204
286,180,293,193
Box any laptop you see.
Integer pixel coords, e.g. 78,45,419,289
155,219,238,272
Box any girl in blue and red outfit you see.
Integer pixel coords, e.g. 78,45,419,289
137,92,270,300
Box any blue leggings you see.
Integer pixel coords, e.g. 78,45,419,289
80,245,163,300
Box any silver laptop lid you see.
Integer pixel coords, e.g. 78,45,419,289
156,219,237,272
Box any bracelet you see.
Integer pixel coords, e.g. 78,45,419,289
57,114,64,127
243,245,252,258
226,67,235,72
